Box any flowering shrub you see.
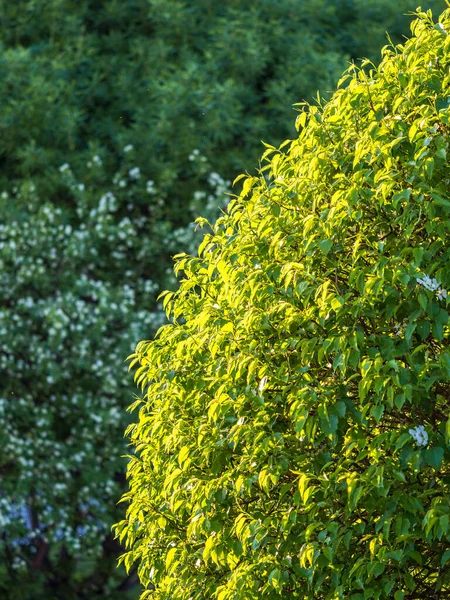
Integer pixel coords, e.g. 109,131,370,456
0,150,228,598
117,8,450,599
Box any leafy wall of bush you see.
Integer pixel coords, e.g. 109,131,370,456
117,7,450,599
0,0,446,598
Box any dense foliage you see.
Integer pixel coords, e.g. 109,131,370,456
0,0,446,598
117,8,450,599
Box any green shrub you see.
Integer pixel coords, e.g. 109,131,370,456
117,8,450,599
0,0,446,598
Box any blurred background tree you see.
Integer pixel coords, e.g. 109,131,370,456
0,0,445,598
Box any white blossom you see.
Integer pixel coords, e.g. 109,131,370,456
417,273,447,301
417,274,439,291
188,149,200,161
193,191,206,201
409,425,428,447
59,163,70,173
129,167,140,180
208,172,225,187
123,144,134,153
99,192,117,213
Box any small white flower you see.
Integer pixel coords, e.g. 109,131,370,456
1,191,8,199
119,179,127,188
93,155,102,166
59,163,70,173
189,149,200,161
123,144,134,153
77,183,85,192
129,167,140,180
208,172,224,187
409,425,428,447
193,191,206,201
417,273,447,300
417,274,440,292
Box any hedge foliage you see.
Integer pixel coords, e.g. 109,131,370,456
118,7,450,599
0,0,446,598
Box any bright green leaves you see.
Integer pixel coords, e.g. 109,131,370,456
297,473,318,506
299,542,317,569
203,534,229,568
344,472,365,513
165,546,179,573
117,7,450,600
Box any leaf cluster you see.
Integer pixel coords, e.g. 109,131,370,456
118,8,450,599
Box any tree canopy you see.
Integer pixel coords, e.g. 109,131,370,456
0,0,446,598
117,7,450,599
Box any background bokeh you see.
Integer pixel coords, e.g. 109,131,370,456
0,1,445,598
